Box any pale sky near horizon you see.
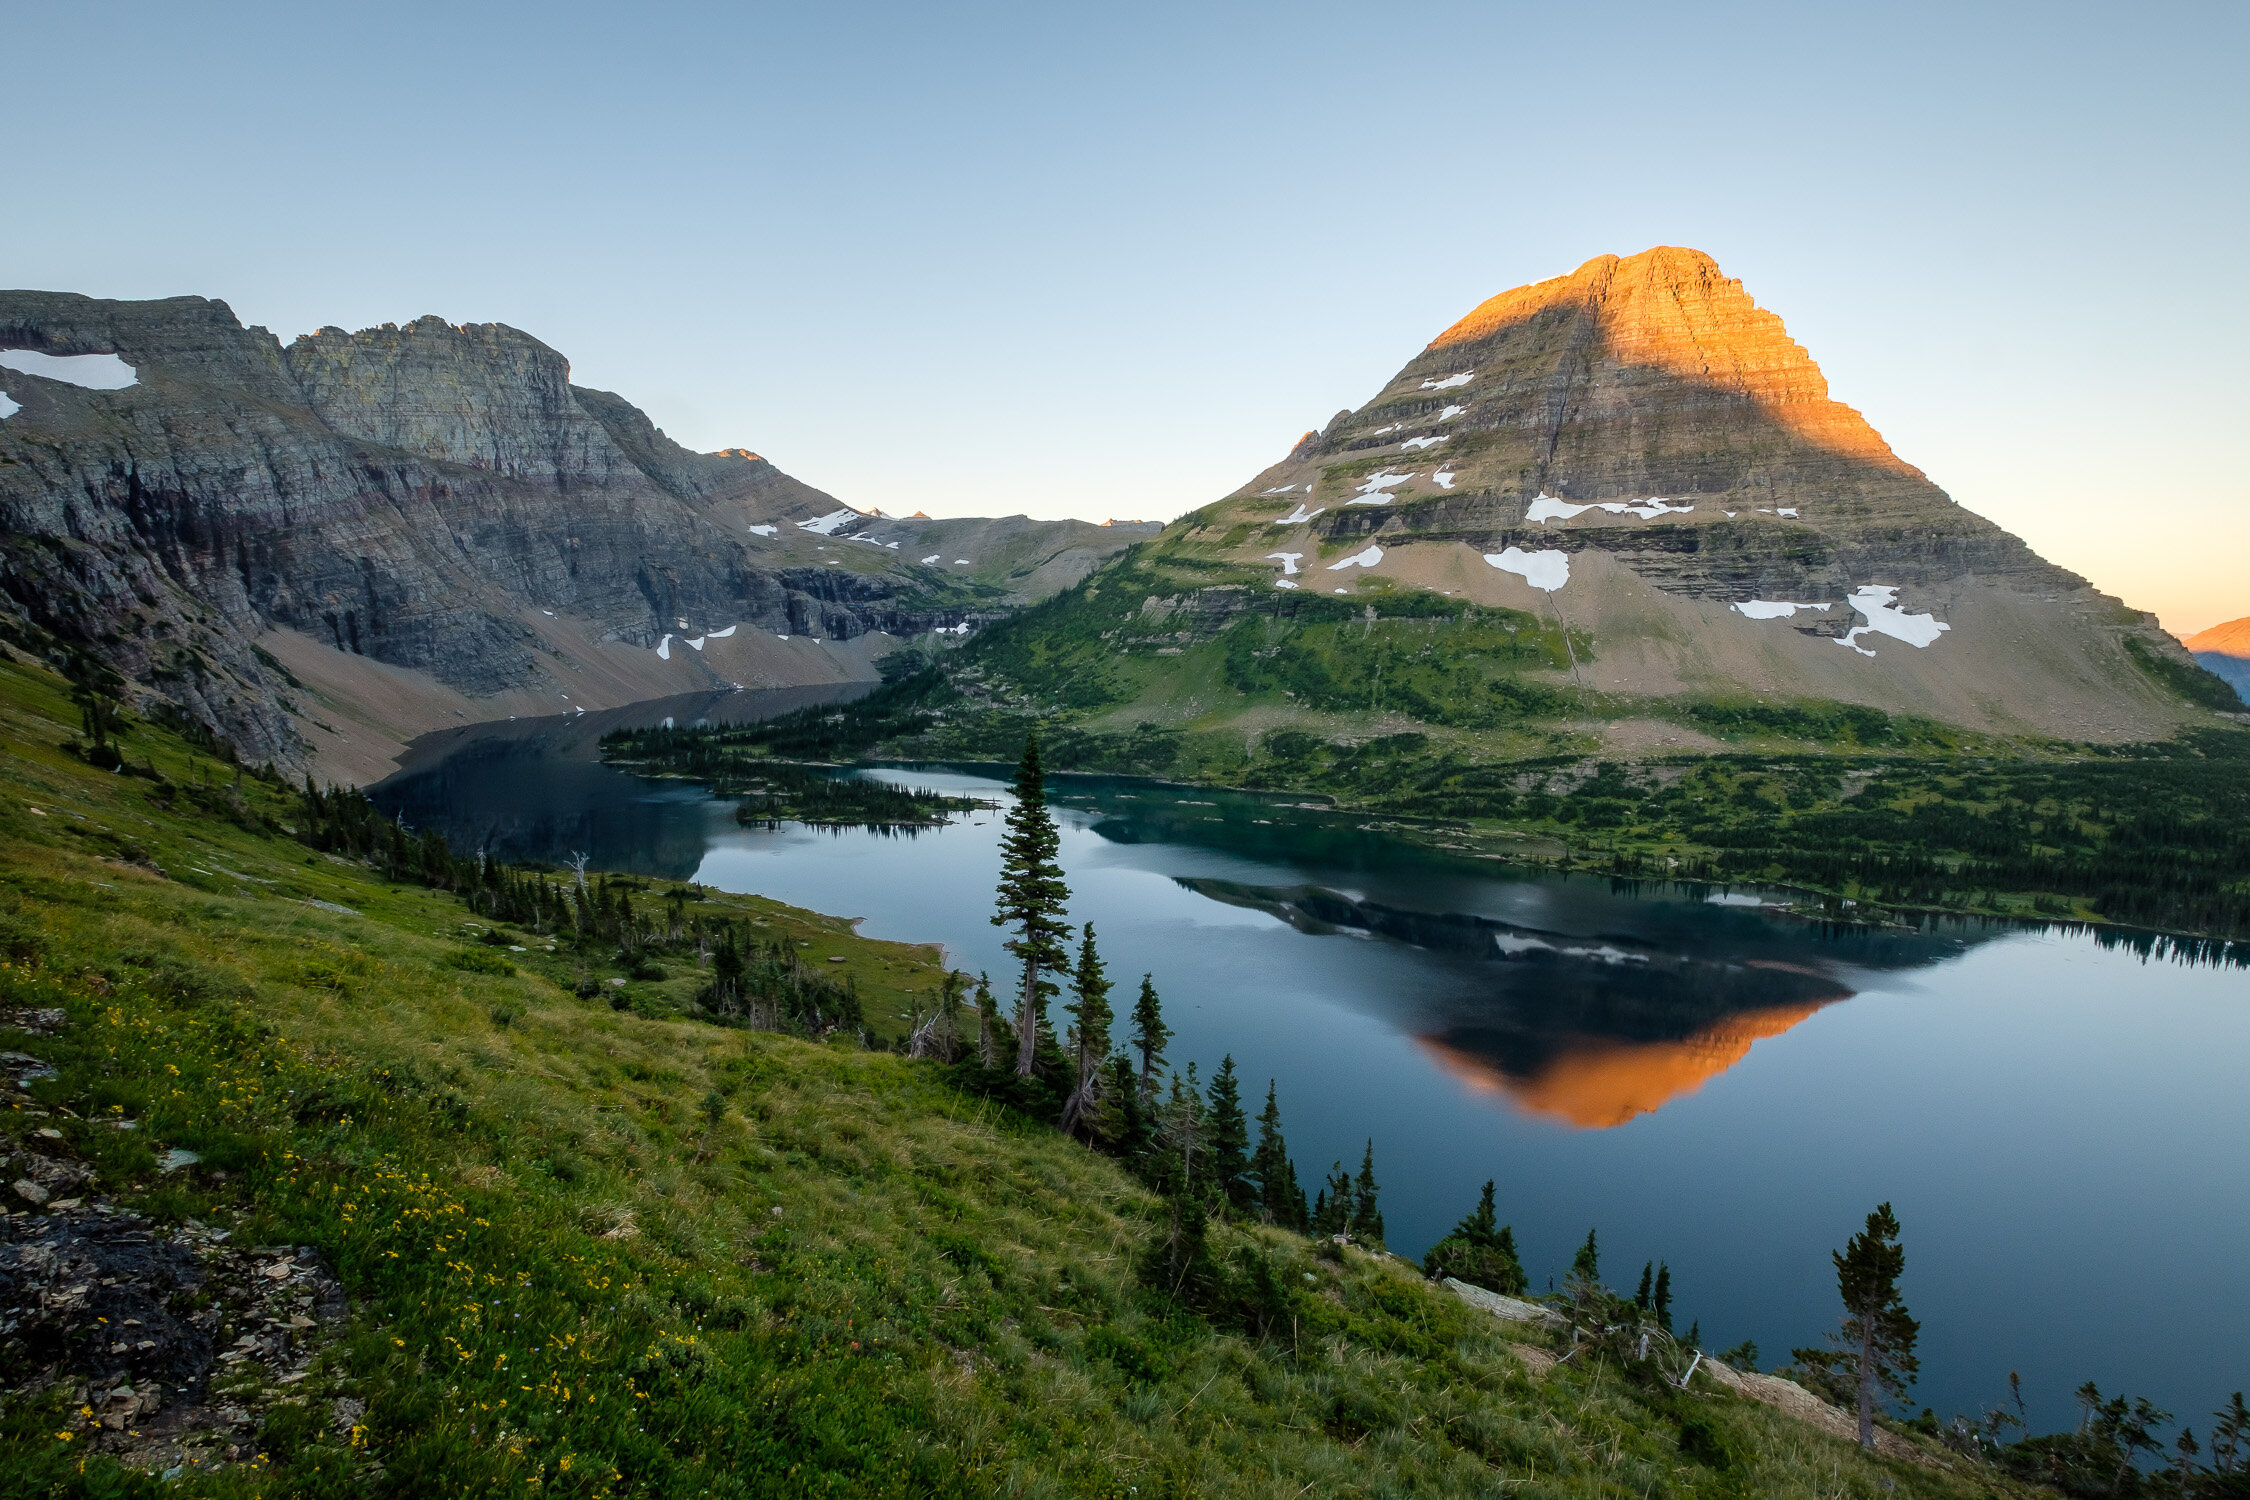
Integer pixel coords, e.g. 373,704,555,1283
7,1,2244,634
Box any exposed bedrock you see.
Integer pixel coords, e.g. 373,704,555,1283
0,292,998,765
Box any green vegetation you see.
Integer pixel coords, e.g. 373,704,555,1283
601,724,981,828
0,653,2065,1497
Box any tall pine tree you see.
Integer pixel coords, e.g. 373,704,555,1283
1420,1180,1528,1295
1830,1203,1919,1448
1250,1081,1308,1230
1348,1140,1384,1248
1312,1161,1353,1236
1203,1056,1251,1212
1059,923,1114,1134
992,736,1070,1078
1128,974,1170,1100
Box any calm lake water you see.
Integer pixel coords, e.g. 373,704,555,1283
375,703,2250,1434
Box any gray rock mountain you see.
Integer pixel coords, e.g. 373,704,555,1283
0,293,1137,778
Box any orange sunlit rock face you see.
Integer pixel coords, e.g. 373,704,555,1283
1417,1001,1830,1129
1423,246,1916,475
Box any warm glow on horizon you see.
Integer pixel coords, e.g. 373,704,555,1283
1416,1000,1834,1130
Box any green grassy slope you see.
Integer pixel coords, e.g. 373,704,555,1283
0,655,2032,1497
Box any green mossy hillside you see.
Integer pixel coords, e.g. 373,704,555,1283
0,656,2029,1497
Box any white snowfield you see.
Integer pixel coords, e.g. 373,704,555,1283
0,350,139,389
1732,600,1832,620
1266,551,1304,576
795,509,859,535
1263,485,1297,494
1349,470,1414,506
708,625,737,638
1484,547,1571,591
1776,508,1799,518
953,559,972,566
1526,492,1694,524
1432,471,1456,490
921,554,942,564
1275,503,1327,525
1371,424,1400,436
0,392,17,420
747,525,778,537
1273,578,1300,590
1400,435,1446,451
655,634,674,660
1420,371,1472,390
1837,585,1951,657
1327,544,1384,571
1438,404,1467,422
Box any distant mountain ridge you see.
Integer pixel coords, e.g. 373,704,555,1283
2184,616,2250,695
0,293,1141,779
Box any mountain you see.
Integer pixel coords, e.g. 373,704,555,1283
0,294,1143,780
2184,616,2250,696
948,247,2236,755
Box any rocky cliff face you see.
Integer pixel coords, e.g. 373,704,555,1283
1004,248,2223,746
0,293,1135,772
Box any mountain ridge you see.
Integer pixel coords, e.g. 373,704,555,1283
0,292,1143,780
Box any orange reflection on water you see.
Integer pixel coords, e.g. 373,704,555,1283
1417,1001,1832,1130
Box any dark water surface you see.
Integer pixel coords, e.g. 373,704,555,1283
375,715,2250,1433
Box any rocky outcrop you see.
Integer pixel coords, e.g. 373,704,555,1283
0,292,1134,768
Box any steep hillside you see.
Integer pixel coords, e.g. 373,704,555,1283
943,249,2233,757
0,655,2031,1497
0,296,1141,780
2185,615,2250,695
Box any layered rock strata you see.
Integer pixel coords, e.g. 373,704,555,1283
0,293,1133,771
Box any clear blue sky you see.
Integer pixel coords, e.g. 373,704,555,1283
8,0,2244,632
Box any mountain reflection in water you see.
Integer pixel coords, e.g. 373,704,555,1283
1176,877,1853,1128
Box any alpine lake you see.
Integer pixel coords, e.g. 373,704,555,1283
373,687,2250,1434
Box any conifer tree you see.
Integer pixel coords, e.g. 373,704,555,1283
1653,1262,1673,1333
991,735,1070,1078
1634,1262,1654,1310
1203,1056,1251,1211
1571,1228,1601,1286
1128,974,1170,1098
973,972,1001,1068
1159,1063,1205,1195
1312,1161,1353,1236
1059,924,1114,1133
1826,1202,1919,1448
1093,1052,1152,1159
1250,1081,1308,1230
1348,1140,1384,1248
1421,1179,1526,1294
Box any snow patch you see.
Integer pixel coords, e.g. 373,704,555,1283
0,392,17,420
0,350,139,389
1400,434,1446,451
1266,551,1303,576
1432,470,1455,490
1732,600,1832,620
1525,492,1693,524
709,625,737,638
1438,404,1466,422
1275,503,1328,524
921,554,942,564
1420,371,1473,390
1263,485,1297,494
1484,547,1571,591
1837,585,1951,656
747,524,778,537
953,559,972,566
655,634,673,660
1776,508,1799,518
1274,578,1299,590
1371,424,1400,436
795,509,859,535
1349,470,1414,505
1327,544,1384,571
685,636,706,651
